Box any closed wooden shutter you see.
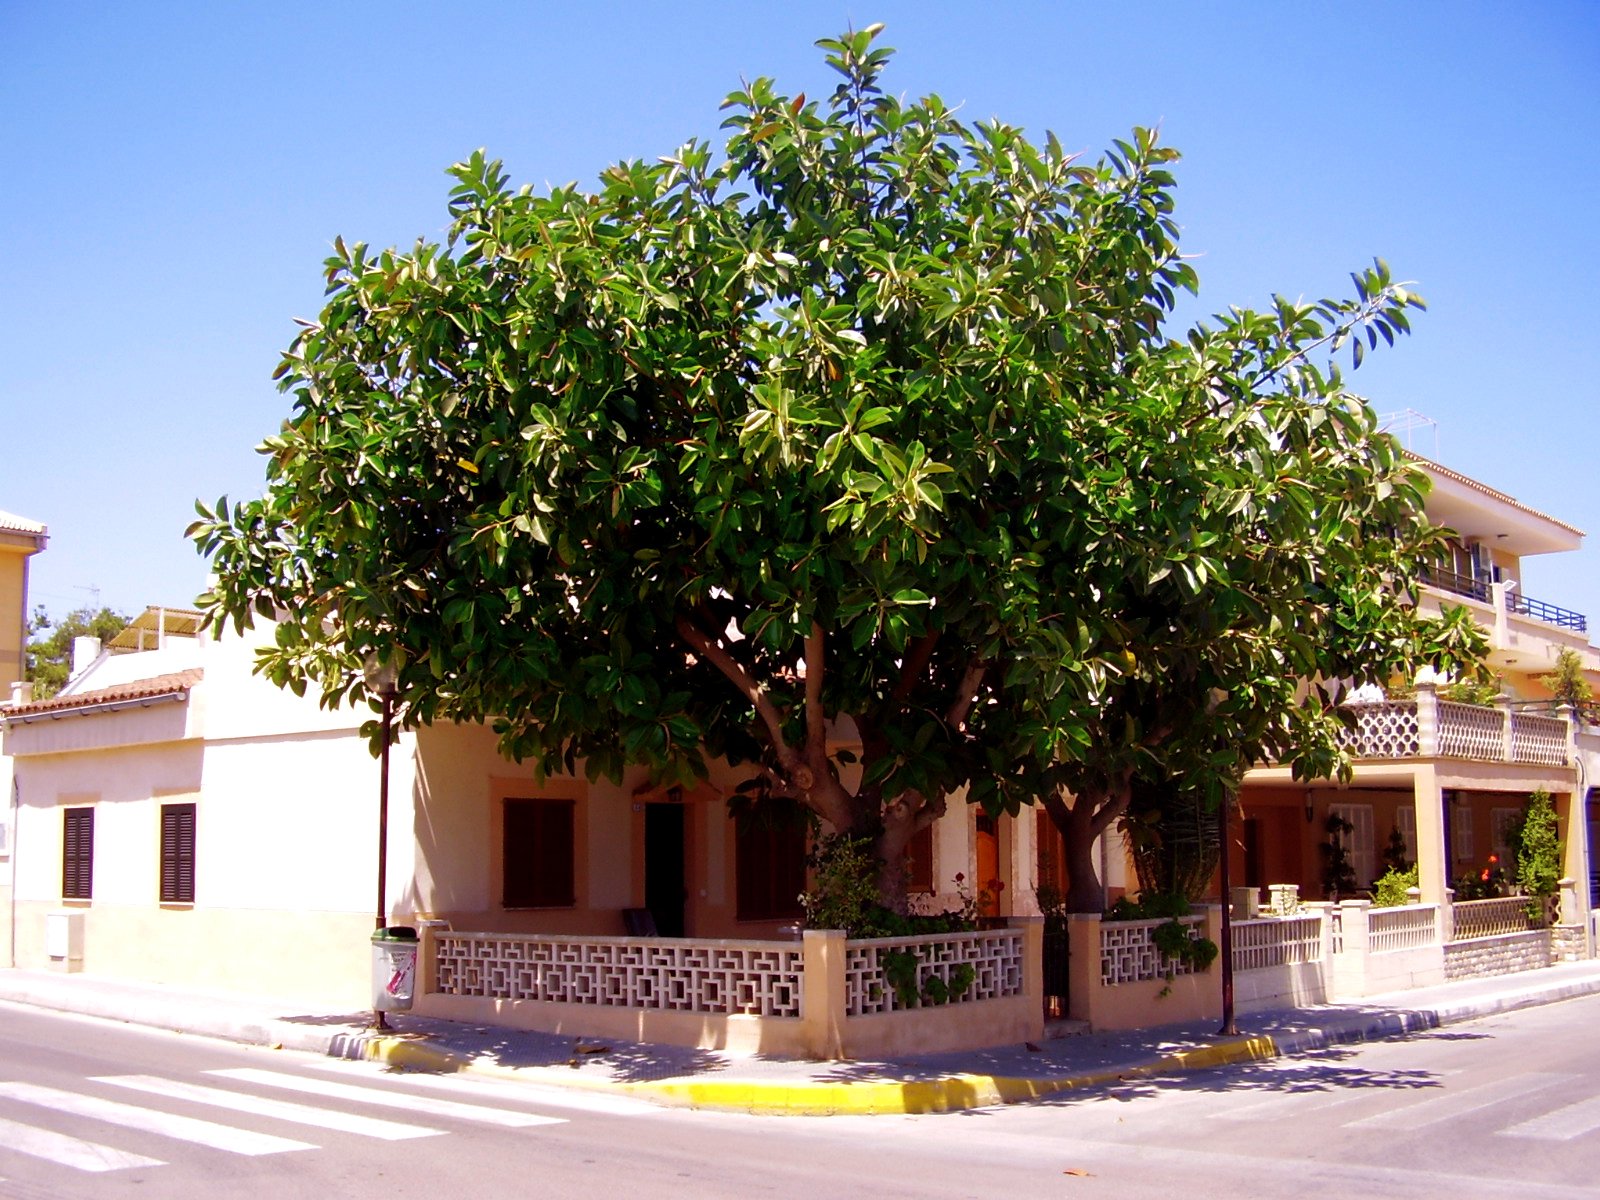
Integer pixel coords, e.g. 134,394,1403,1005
160,803,196,903
906,824,934,894
736,804,807,922
62,808,94,900
503,799,575,908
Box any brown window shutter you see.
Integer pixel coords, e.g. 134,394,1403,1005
735,802,807,922
62,808,94,900
906,824,934,894
161,804,196,904
503,799,575,908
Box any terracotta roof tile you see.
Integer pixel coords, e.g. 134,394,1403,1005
3,670,203,717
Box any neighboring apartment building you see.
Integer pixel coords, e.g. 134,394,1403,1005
0,509,46,944
0,510,47,697
1235,455,1598,920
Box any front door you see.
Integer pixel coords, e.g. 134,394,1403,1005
644,803,686,937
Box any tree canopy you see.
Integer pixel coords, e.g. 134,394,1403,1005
190,27,1485,910
25,605,130,699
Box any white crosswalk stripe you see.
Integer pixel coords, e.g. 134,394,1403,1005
307,1058,665,1116
1342,1072,1572,1131
0,1080,314,1155
97,1074,444,1140
207,1067,568,1127
0,1113,164,1172
1500,1095,1600,1141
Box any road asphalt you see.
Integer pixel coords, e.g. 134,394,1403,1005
3,960,1598,1116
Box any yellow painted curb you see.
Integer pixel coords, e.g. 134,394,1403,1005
354,1032,1281,1117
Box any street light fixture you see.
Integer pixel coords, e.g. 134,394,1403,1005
362,653,400,1031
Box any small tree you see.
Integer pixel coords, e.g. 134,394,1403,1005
1381,824,1410,874
1319,812,1358,900
1512,788,1561,918
23,605,130,699
1542,648,1594,725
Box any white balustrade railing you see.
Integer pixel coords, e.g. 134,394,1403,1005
1368,904,1439,953
1451,896,1544,941
1510,712,1568,765
1328,696,1571,766
1437,701,1502,759
1231,913,1324,972
845,928,1024,1016
1101,916,1205,985
432,932,804,1017
1339,700,1419,758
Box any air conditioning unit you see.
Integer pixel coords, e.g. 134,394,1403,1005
45,910,84,972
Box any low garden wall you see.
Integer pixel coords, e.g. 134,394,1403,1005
416,922,1041,1060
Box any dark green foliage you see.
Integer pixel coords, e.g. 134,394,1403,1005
1381,824,1410,874
1514,788,1561,915
188,26,1488,910
24,605,130,699
1319,811,1358,899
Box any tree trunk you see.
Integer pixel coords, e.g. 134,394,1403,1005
872,792,923,915
1042,782,1130,914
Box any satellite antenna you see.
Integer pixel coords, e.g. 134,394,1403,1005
1375,409,1440,458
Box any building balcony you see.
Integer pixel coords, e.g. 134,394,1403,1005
1337,687,1573,766
1420,564,1587,635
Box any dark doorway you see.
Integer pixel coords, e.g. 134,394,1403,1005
645,803,686,937
1242,818,1263,889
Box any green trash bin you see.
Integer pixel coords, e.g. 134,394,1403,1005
371,926,419,1012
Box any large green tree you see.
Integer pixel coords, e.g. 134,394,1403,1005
25,605,130,699
190,28,1482,911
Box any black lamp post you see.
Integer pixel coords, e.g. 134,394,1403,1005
362,654,399,1030
1217,789,1237,1036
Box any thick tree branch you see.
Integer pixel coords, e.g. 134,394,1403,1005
675,615,806,780
945,655,989,730
804,621,826,759
888,629,940,709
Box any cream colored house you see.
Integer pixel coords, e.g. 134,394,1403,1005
0,611,1040,1049
1237,454,1598,957
0,509,47,950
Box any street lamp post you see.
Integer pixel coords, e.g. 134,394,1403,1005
1217,789,1237,1036
362,655,399,1031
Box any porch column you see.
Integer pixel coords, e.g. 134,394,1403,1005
1412,764,1449,905
1010,809,1039,916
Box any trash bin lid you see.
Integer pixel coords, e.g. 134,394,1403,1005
372,925,418,941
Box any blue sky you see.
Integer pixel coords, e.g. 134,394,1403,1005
4,2,1597,626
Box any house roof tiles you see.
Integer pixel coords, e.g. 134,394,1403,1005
3,670,204,717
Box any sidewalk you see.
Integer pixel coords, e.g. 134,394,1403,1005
3,961,1599,1116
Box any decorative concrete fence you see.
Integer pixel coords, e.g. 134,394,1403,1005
417,923,1042,1060
1230,912,1329,1012
1336,688,1573,765
1444,893,1556,982
1065,910,1220,1030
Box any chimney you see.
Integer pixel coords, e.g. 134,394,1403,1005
8,681,31,705
71,636,102,677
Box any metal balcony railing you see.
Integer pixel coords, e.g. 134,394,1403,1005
1418,564,1488,602
1506,590,1588,633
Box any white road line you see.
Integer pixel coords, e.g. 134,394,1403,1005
96,1075,444,1141
206,1068,567,1128
0,1113,164,1172
0,1081,313,1156
307,1060,665,1116
1500,1095,1600,1141
1343,1073,1571,1131
1214,1069,1465,1122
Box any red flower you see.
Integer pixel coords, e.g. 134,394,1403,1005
1480,869,1490,882
954,873,965,884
